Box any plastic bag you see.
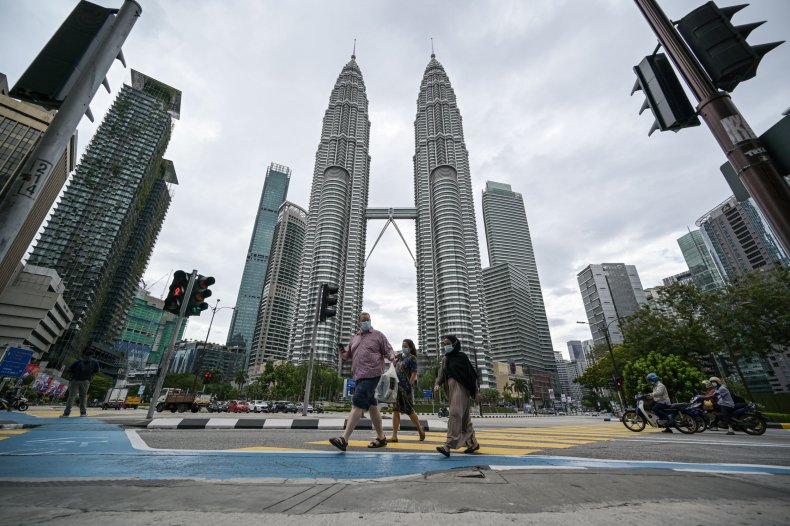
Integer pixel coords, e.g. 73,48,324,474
376,363,398,403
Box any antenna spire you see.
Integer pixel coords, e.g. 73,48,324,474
352,38,356,59
431,37,435,58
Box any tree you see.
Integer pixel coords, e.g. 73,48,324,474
576,345,634,391
234,369,248,394
510,378,529,405
480,388,500,406
622,351,706,403
163,373,196,391
87,373,112,400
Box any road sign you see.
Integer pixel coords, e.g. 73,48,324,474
0,347,34,378
423,389,432,399
138,385,145,396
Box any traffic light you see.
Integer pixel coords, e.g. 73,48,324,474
615,377,623,390
631,53,700,136
203,372,213,384
677,2,784,92
163,270,189,314
186,275,214,317
318,283,339,322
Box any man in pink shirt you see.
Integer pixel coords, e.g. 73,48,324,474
329,311,396,451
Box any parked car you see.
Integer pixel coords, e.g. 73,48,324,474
251,400,270,413
284,403,298,413
227,400,250,413
219,400,229,412
272,401,289,413
207,401,222,413
296,403,314,413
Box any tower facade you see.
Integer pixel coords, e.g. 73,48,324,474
577,263,647,348
249,201,307,376
27,70,180,368
482,181,555,376
413,54,492,386
226,162,290,363
677,229,726,293
290,55,371,365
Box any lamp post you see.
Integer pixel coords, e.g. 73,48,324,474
577,319,624,408
190,299,236,393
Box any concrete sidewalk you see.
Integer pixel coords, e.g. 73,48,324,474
0,466,788,525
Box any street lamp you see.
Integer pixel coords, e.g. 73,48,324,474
577,319,625,408
190,299,236,392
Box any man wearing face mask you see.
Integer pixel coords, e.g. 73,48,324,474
329,312,396,451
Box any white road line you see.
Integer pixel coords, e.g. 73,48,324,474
673,468,772,475
490,465,588,471
620,437,790,448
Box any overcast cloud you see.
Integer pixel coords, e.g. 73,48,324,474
2,0,788,358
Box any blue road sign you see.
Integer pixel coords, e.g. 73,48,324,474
343,379,356,398
423,389,432,399
0,347,34,378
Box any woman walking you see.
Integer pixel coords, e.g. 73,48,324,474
388,339,426,443
433,335,481,457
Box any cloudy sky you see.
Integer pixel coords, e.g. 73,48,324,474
2,0,788,358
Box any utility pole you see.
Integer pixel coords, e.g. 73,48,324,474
146,270,196,420
0,0,142,292
633,0,790,254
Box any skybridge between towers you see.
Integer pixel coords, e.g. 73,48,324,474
364,207,417,266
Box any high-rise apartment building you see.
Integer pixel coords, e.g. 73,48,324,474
226,163,290,363
27,70,180,369
0,84,76,294
677,229,726,292
482,181,555,378
696,197,788,280
662,270,694,287
577,263,647,347
249,201,307,376
566,340,587,371
290,54,371,366
413,54,492,386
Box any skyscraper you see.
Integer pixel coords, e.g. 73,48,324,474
577,263,647,347
27,70,180,368
677,229,725,292
413,53,492,386
290,54,371,365
226,163,290,364
249,201,307,376
482,181,555,377
696,196,788,280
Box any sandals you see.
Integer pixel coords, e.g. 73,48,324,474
368,437,388,448
329,436,348,451
463,442,480,454
388,437,399,442
436,446,450,458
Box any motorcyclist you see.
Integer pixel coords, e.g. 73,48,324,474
705,377,736,436
645,373,674,433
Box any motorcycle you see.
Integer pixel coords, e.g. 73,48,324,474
0,391,29,412
622,395,698,434
690,395,767,435
437,406,449,418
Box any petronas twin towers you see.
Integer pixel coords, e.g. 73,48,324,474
290,52,492,386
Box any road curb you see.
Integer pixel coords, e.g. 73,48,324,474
766,422,790,429
145,417,448,432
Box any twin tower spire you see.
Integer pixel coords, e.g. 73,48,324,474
290,49,492,387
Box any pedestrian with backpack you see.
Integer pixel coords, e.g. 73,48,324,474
60,351,100,418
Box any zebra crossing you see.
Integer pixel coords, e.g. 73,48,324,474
306,424,660,455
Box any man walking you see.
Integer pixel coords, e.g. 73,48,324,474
61,351,100,417
329,312,396,451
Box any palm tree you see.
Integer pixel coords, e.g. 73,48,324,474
511,379,529,406
235,370,248,397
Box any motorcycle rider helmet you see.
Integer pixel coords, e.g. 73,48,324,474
709,376,721,386
702,380,712,388
646,373,659,383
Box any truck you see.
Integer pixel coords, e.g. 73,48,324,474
123,394,141,409
101,388,128,410
154,388,205,413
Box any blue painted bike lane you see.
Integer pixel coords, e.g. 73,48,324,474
2,413,790,480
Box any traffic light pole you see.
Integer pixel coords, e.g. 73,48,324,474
634,0,790,255
0,0,142,293
301,285,324,416
146,270,197,420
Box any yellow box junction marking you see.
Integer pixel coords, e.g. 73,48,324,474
0,429,30,440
